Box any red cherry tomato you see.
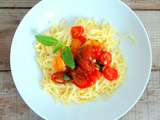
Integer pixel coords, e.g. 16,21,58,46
92,45,102,59
102,67,118,81
71,26,86,46
77,35,86,44
71,26,84,37
99,52,112,67
80,45,93,60
51,72,67,84
80,45,102,61
76,55,96,72
71,67,93,89
88,69,102,83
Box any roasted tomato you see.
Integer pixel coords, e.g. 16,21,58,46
71,26,84,39
87,68,102,83
52,52,66,72
70,26,86,57
92,45,102,59
71,67,93,89
79,44,102,61
102,67,118,81
76,55,96,72
80,45,93,60
71,39,82,57
51,72,67,84
71,26,86,43
99,51,112,67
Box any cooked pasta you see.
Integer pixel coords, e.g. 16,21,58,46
35,19,127,103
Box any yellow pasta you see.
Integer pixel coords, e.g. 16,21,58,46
35,19,127,104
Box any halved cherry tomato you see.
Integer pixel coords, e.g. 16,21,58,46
102,67,118,81
71,26,84,39
99,51,112,67
71,67,92,89
51,72,67,84
52,52,66,72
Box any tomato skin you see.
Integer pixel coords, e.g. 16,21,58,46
92,46,102,59
72,78,92,89
71,26,86,43
71,39,82,57
71,67,93,89
88,69,102,83
80,45,101,61
70,26,86,57
102,67,118,81
80,45,93,60
51,72,67,84
76,55,96,72
99,52,112,67
52,52,66,72
77,35,86,44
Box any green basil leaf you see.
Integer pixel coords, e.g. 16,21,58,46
36,35,59,46
64,74,71,81
62,47,75,69
53,43,63,54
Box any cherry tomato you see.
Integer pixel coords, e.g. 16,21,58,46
71,39,82,57
71,26,84,39
51,72,67,84
88,69,102,83
99,52,112,67
102,67,118,81
79,45,102,61
52,52,66,72
76,55,96,72
71,67,93,89
77,35,86,44
80,45,93,60
92,45,102,59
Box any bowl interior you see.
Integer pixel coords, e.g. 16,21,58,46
10,0,152,120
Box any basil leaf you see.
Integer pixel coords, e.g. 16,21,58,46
64,74,71,81
36,35,59,46
53,43,63,54
62,47,75,69
96,60,105,72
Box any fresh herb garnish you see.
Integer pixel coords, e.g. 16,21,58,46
36,34,76,69
62,47,75,69
96,60,105,72
36,35,59,46
64,74,71,81
53,43,63,54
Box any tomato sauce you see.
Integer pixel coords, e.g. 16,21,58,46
51,26,118,89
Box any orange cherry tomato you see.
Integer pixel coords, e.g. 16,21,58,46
102,67,118,81
71,39,82,57
52,52,66,72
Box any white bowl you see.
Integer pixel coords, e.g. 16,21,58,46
10,0,152,120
